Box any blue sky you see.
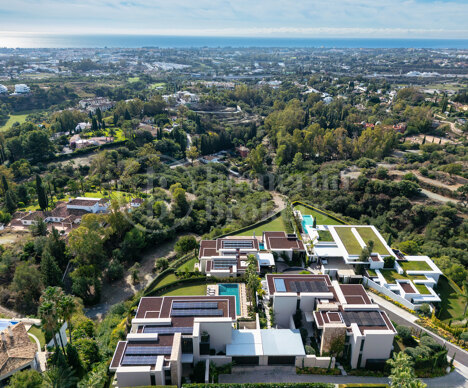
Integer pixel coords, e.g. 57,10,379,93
0,0,467,38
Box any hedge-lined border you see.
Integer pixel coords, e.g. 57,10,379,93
291,200,348,225
182,384,334,388
144,251,197,295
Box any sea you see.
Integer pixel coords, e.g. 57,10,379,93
1,34,468,49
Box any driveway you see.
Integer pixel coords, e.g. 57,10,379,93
219,365,468,387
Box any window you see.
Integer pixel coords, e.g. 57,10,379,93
360,339,365,352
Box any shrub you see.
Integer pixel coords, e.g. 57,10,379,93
305,345,316,355
397,325,415,346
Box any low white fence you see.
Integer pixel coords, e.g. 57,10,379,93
364,277,419,311
295,355,334,369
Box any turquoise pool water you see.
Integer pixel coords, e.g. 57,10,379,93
219,284,241,315
302,215,314,231
259,243,265,250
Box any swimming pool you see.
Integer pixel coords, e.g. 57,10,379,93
259,243,265,250
302,215,314,231
0,319,18,330
218,284,241,315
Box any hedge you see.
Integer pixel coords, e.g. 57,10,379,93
183,384,334,388
291,200,348,225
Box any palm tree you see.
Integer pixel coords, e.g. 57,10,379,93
42,366,77,388
39,287,66,352
59,295,76,345
38,301,59,350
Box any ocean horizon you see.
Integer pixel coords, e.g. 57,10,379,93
1,34,468,49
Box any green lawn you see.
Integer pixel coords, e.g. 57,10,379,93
177,257,198,272
318,230,333,241
334,227,363,255
149,82,166,90
399,261,432,272
436,276,465,323
367,268,378,277
128,76,140,83
293,204,344,225
0,113,29,131
161,284,207,296
236,215,286,236
355,227,391,256
28,325,46,350
155,273,178,288
380,270,406,284
415,283,431,295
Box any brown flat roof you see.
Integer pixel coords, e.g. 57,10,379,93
401,282,416,294
263,232,305,251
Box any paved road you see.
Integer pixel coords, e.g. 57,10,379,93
220,365,468,387
370,292,468,368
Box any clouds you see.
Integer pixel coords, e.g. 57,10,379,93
0,0,467,38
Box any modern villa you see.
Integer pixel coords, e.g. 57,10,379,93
296,211,443,310
109,294,324,388
197,232,305,277
265,274,396,369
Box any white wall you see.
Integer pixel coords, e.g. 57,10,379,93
116,367,152,387
295,355,334,369
364,277,419,311
273,294,297,328
299,295,315,312
47,322,68,349
199,321,233,353
360,330,395,368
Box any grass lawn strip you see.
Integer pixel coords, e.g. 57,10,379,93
318,230,333,241
161,284,207,296
236,215,286,236
355,226,391,256
155,273,178,288
400,261,432,272
414,283,431,295
177,257,197,272
435,276,465,323
334,227,362,255
380,269,406,284
293,204,344,225
28,325,46,349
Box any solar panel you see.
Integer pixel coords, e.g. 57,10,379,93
121,355,158,365
290,281,329,293
222,240,254,249
342,311,385,327
173,301,218,309
143,326,194,335
171,309,223,317
125,346,173,355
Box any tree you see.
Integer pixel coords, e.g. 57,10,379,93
186,145,199,165
155,257,169,272
130,262,140,284
41,250,63,287
387,352,426,388
456,184,468,208
38,287,66,351
60,295,77,345
4,189,17,213
42,366,78,388
31,217,48,236
11,262,43,314
6,369,43,387
174,235,197,255
462,281,468,316
75,337,101,371
173,187,189,218
327,333,345,369
1,174,9,194
77,362,108,388
36,174,48,210
245,254,260,307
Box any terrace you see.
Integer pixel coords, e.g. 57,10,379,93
334,227,362,256
399,260,432,272
355,226,392,256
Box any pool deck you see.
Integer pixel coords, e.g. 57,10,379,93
207,283,248,318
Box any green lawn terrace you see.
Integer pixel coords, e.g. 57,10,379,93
326,225,395,265
364,255,443,309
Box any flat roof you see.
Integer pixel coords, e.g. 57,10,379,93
263,232,305,251
266,274,334,295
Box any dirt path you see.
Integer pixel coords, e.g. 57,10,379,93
390,169,463,191
0,304,21,319
85,239,178,319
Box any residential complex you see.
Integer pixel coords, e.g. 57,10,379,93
265,274,396,369
10,197,110,234
109,294,315,387
296,210,443,309
197,232,305,277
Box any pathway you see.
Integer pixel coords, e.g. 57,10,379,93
28,333,47,372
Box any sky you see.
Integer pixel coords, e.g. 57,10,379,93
0,0,467,38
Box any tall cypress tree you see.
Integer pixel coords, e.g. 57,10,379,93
41,251,63,287
5,189,17,213
1,175,8,195
36,174,48,210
